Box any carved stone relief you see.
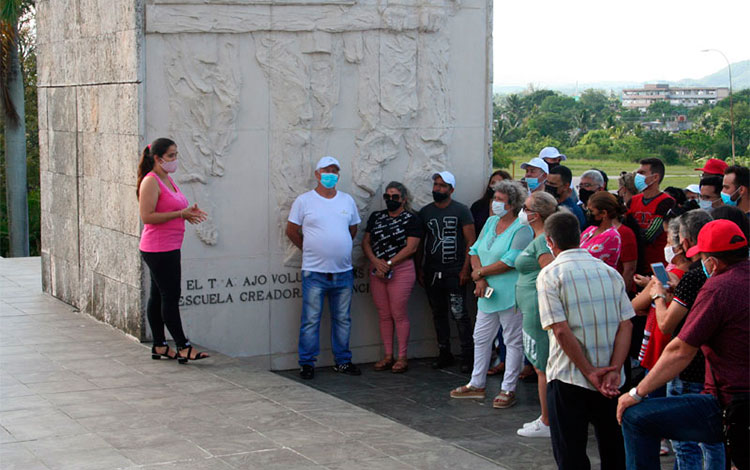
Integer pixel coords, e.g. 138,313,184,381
164,36,241,246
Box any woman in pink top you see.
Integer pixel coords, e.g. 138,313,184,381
137,138,209,363
580,191,623,268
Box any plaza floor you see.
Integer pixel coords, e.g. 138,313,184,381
1,257,675,469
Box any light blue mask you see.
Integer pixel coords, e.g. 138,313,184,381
701,259,713,278
634,173,648,192
526,178,539,191
320,173,338,189
721,190,738,206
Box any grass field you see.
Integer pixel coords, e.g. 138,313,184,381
500,157,701,191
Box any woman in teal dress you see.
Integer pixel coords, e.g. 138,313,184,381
514,191,558,438
449,180,533,409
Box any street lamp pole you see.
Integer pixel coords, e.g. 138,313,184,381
701,49,734,164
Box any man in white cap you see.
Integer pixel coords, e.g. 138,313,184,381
539,146,567,171
520,157,549,193
286,156,362,380
418,171,476,372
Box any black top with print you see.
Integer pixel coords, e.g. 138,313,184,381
672,262,707,384
365,210,423,261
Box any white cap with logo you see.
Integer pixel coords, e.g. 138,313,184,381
685,184,700,194
539,146,567,161
520,157,550,174
315,156,341,170
432,171,456,188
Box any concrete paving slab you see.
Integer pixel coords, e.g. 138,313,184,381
1,257,518,470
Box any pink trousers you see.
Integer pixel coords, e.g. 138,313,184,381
369,260,416,358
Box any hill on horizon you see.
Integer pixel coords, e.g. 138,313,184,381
493,59,750,96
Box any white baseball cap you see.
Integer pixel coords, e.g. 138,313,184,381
315,156,341,170
685,184,700,194
539,146,567,161
432,171,456,188
520,157,549,174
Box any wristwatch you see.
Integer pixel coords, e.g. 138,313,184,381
651,293,667,301
628,387,644,402
386,260,393,267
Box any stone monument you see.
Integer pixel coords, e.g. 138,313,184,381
37,0,493,369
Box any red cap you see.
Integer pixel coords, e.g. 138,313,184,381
694,158,728,176
686,219,748,258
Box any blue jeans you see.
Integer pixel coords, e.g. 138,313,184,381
622,394,724,470
667,378,725,470
298,270,354,366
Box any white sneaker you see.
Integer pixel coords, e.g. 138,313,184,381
517,419,551,438
522,416,543,429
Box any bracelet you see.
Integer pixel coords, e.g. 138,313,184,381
179,209,185,219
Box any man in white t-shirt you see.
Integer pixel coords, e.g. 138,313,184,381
286,156,362,380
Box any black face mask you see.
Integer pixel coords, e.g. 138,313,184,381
586,210,602,227
486,187,494,199
432,191,450,203
545,184,560,200
385,199,402,212
579,188,595,206
547,162,560,171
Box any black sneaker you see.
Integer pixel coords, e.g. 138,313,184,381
333,362,361,376
431,351,455,369
300,364,315,380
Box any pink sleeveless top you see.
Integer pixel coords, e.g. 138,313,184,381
139,172,189,252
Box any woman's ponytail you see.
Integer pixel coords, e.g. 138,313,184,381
136,146,155,199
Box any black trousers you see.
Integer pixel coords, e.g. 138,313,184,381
141,250,189,348
424,270,473,357
547,379,626,470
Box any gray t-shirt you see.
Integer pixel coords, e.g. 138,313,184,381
418,200,474,274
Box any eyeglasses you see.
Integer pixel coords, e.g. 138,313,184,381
521,206,537,213
578,183,598,191
383,194,402,202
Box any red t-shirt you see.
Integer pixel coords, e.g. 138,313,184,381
627,192,674,273
616,224,637,276
678,260,750,406
639,267,685,370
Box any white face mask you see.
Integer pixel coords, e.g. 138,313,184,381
492,201,507,217
519,209,534,226
159,159,178,173
698,199,713,211
546,238,555,254
664,245,677,264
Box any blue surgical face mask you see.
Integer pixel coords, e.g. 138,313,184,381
526,178,539,191
634,173,648,192
320,172,338,189
698,199,714,211
491,201,507,217
721,190,738,206
701,258,715,278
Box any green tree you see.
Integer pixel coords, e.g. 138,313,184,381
0,1,35,257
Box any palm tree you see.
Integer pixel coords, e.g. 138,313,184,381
1,0,31,256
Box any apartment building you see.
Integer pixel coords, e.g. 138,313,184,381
622,83,729,111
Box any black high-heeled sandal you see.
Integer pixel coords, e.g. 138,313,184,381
176,346,210,364
151,345,177,360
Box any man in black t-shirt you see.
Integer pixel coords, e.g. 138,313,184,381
417,171,476,371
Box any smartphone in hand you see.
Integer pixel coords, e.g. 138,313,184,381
650,263,670,288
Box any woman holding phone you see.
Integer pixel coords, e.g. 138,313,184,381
362,182,422,373
449,181,533,409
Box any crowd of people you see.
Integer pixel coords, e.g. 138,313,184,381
137,139,749,470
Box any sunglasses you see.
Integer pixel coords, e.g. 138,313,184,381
383,194,402,202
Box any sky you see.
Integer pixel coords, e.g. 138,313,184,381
493,0,750,87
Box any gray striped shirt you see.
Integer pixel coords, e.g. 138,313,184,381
537,249,635,391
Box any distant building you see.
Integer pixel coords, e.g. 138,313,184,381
622,83,729,111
